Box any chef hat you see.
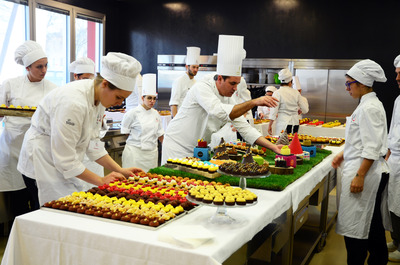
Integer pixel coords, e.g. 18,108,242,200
100,52,142,92
70,57,95,74
141,73,157,96
186,47,201,65
265,86,277,93
394,55,400,68
347,59,387,87
278,68,293,83
14,40,47,67
216,35,246,77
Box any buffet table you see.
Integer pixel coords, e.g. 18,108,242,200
1,146,344,265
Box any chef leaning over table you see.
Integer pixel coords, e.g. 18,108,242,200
169,46,201,118
0,40,57,214
161,35,281,165
17,52,144,206
385,54,400,262
121,73,164,172
331,59,390,265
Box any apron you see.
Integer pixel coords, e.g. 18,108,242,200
388,152,400,216
122,145,158,172
336,116,391,239
0,78,44,191
274,113,290,135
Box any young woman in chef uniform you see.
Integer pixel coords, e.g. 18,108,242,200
69,57,108,180
385,54,400,262
17,52,143,206
0,40,57,214
121,73,164,172
332,59,390,265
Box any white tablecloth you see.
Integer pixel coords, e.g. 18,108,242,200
1,189,291,265
298,124,346,138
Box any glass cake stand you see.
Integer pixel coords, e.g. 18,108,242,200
217,170,271,189
186,196,257,224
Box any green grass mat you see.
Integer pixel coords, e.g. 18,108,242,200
149,149,332,191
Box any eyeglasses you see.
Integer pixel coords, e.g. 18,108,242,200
345,80,358,89
146,96,157,101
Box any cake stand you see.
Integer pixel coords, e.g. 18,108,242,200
186,196,257,224
217,170,271,189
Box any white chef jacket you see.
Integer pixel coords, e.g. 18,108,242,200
336,92,390,239
387,95,400,216
17,79,108,205
269,86,309,135
121,105,164,171
125,74,142,111
0,75,57,191
233,77,252,119
161,74,262,164
169,73,196,111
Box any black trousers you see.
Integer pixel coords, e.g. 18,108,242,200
22,174,40,211
344,173,389,265
390,211,400,249
286,125,299,134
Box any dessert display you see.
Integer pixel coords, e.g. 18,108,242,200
276,131,290,145
274,157,287,168
43,173,236,228
322,120,341,127
253,118,270,124
306,119,324,126
0,104,36,117
280,145,291,155
299,118,310,124
329,137,345,145
218,161,269,176
158,110,171,116
187,185,257,207
166,157,221,178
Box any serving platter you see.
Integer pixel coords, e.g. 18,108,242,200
0,108,35,117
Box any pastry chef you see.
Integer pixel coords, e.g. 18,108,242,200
17,52,143,206
169,46,201,118
70,57,107,180
267,69,309,135
331,59,390,264
386,54,400,262
257,86,277,119
69,57,95,80
161,35,281,164
121,73,164,172
0,40,57,214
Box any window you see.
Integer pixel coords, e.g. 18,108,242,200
0,0,29,83
0,0,105,85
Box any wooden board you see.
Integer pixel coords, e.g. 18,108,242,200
0,108,35,117
268,165,294,175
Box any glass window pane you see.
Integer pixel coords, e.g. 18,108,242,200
35,5,69,86
75,15,103,73
0,0,29,83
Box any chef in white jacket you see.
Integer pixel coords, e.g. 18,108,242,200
121,73,164,172
268,69,309,135
162,35,280,164
332,59,390,265
169,47,201,117
70,57,107,180
0,40,57,214
257,86,277,119
18,52,143,206
386,54,400,262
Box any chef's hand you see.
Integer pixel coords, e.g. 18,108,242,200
298,109,303,115
259,113,265,119
273,144,283,154
331,152,344,169
350,174,364,193
255,96,279,108
120,167,144,178
268,126,273,135
103,171,125,185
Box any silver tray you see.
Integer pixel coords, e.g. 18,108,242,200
41,204,201,230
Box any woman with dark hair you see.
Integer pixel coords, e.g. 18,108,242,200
332,59,390,265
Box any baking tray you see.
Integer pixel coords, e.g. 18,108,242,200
0,108,35,117
186,195,258,208
41,204,201,230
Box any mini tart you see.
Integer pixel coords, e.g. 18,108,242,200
121,214,132,222
195,193,204,201
236,197,246,206
202,194,213,204
213,196,224,205
244,194,254,203
225,196,235,206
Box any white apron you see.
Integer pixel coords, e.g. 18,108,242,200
122,145,158,172
0,76,56,191
336,96,390,239
388,152,400,216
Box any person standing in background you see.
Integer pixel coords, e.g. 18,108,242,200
268,69,309,135
70,57,108,181
386,54,400,262
121,73,164,172
169,47,201,118
292,76,309,122
332,59,390,265
125,73,142,112
0,40,57,213
257,86,277,119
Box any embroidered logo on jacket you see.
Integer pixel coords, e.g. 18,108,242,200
66,119,75,126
